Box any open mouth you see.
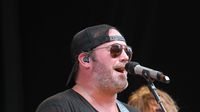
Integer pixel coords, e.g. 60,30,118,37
114,67,125,73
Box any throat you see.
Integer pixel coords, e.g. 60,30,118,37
73,85,119,112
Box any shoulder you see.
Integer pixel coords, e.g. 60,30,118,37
40,89,74,104
35,89,76,112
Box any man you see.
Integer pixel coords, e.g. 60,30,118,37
36,24,138,112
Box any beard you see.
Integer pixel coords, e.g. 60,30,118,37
92,60,128,93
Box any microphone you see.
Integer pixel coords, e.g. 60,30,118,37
125,61,170,84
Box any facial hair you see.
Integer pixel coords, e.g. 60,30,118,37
92,60,128,93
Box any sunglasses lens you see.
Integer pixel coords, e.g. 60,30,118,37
110,44,122,58
110,44,132,60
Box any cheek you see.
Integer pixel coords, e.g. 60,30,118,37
97,56,115,68
92,60,111,75
93,51,117,72
96,50,113,61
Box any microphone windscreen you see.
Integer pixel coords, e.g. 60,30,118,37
125,61,140,74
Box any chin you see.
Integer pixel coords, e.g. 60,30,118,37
116,81,128,92
118,72,127,79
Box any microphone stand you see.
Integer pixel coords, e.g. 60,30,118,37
142,70,167,112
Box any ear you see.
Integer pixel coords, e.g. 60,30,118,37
78,53,90,68
83,56,89,63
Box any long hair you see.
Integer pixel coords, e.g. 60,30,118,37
128,85,179,112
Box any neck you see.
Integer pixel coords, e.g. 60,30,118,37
73,84,119,112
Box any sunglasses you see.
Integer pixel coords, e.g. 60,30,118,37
92,43,133,61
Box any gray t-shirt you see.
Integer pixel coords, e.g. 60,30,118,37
36,89,138,112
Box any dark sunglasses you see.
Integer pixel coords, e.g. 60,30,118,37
93,43,133,61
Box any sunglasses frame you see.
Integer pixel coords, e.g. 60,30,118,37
91,43,132,61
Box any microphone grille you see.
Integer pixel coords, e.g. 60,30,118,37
125,61,140,74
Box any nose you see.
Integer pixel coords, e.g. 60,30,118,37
119,49,129,62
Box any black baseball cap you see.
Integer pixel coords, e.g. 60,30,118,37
66,24,126,86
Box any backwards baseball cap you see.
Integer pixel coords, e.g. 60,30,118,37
66,24,126,86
